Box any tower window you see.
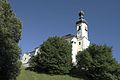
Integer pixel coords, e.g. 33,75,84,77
85,27,88,31
71,41,76,44
78,26,81,31
79,42,81,45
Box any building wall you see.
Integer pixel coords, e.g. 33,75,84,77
76,23,88,39
71,37,78,65
82,37,90,49
21,47,40,67
21,53,31,64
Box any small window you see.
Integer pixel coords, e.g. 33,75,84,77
78,26,81,31
24,58,26,61
79,42,81,45
71,41,73,43
85,27,88,31
74,42,76,44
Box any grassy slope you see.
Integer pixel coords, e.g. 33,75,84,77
17,69,80,80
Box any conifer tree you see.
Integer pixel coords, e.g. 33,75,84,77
0,0,22,80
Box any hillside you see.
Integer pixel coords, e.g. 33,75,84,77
17,68,80,80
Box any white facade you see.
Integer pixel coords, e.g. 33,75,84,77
71,11,90,65
21,53,31,64
71,37,78,66
34,48,40,56
21,47,40,66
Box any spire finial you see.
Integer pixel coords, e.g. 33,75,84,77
76,10,87,24
79,10,84,19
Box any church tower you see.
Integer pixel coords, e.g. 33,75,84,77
76,10,90,51
71,10,90,66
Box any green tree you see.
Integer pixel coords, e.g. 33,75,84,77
0,0,22,80
30,36,72,74
77,44,120,80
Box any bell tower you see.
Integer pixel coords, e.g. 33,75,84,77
70,10,90,66
76,10,90,51
76,10,88,39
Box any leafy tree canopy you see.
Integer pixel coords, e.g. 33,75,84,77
0,0,22,80
30,36,72,74
77,44,120,80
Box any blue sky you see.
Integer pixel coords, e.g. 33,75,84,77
9,0,120,62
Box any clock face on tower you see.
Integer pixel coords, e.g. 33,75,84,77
78,31,81,34
77,30,81,38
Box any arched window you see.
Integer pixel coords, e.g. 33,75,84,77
78,26,81,31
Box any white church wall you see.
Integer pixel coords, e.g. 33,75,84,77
81,23,88,39
34,48,40,56
82,37,90,49
71,37,78,66
77,40,83,52
21,47,40,67
76,23,88,39
21,53,31,64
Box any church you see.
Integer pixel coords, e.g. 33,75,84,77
63,10,90,65
21,10,90,66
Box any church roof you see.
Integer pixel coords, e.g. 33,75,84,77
62,34,76,42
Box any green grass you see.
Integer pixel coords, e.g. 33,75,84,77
17,68,80,80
